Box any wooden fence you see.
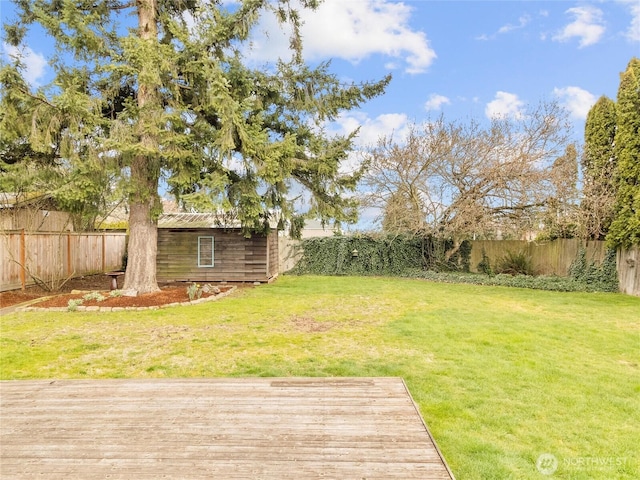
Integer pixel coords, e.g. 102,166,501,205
469,239,639,296
469,239,607,277
617,246,640,296
0,230,127,292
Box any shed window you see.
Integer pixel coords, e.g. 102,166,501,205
198,236,214,267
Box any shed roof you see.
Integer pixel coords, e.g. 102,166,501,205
157,213,240,229
158,212,279,230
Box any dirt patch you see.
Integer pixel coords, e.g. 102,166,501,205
290,316,334,333
0,275,249,310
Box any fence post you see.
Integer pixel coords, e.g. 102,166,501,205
20,229,26,291
67,234,72,276
102,234,106,272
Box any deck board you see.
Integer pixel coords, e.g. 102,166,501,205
1,378,454,479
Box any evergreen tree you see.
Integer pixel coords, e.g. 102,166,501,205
2,1,389,292
581,95,617,239
0,62,116,231
608,58,640,248
544,143,579,239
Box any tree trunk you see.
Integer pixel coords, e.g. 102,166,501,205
123,206,159,293
123,159,160,293
123,0,161,293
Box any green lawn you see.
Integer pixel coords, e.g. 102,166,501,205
2,275,638,479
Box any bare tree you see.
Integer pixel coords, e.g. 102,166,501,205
361,102,573,255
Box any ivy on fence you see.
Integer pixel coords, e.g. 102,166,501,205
568,247,619,292
291,234,471,276
288,237,620,294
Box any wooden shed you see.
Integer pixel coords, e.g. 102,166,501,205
156,213,279,283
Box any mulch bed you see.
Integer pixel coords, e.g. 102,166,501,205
0,275,241,310
0,291,44,309
34,287,234,309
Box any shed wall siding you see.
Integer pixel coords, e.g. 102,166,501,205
157,229,276,282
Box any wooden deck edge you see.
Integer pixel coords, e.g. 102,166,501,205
401,378,456,480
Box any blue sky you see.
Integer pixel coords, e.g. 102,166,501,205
2,0,639,227
3,0,638,142
228,1,637,149
278,0,639,147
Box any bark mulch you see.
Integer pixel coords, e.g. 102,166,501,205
0,275,242,310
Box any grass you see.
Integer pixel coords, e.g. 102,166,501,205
1,275,639,479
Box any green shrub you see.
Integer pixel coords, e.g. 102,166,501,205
461,242,472,272
67,299,84,311
402,270,616,293
495,250,534,276
83,291,106,302
477,248,494,276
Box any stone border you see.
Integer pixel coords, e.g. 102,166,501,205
16,286,237,313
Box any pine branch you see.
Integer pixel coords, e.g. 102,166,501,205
13,84,58,110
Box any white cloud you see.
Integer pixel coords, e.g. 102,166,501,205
424,94,451,111
247,0,436,74
553,6,605,47
2,43,48,87
477,13,531,40
331,112,410,148
617,0,640,42
498,15,531,34
321,112,409,176
553,86,597,120
485,91,525,119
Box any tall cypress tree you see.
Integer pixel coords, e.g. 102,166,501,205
608,58,640,248
582,96,617,239
1,1,390,292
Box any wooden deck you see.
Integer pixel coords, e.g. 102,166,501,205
1,378,454,479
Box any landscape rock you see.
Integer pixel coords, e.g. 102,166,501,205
201,284,221,294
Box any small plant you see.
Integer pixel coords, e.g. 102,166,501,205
83,291,106,302
67,299,84,311
186,282,202,301
495,250,534,276
477,248,494,276
109,289,123,298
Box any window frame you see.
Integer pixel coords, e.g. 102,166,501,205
197,236,215,267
